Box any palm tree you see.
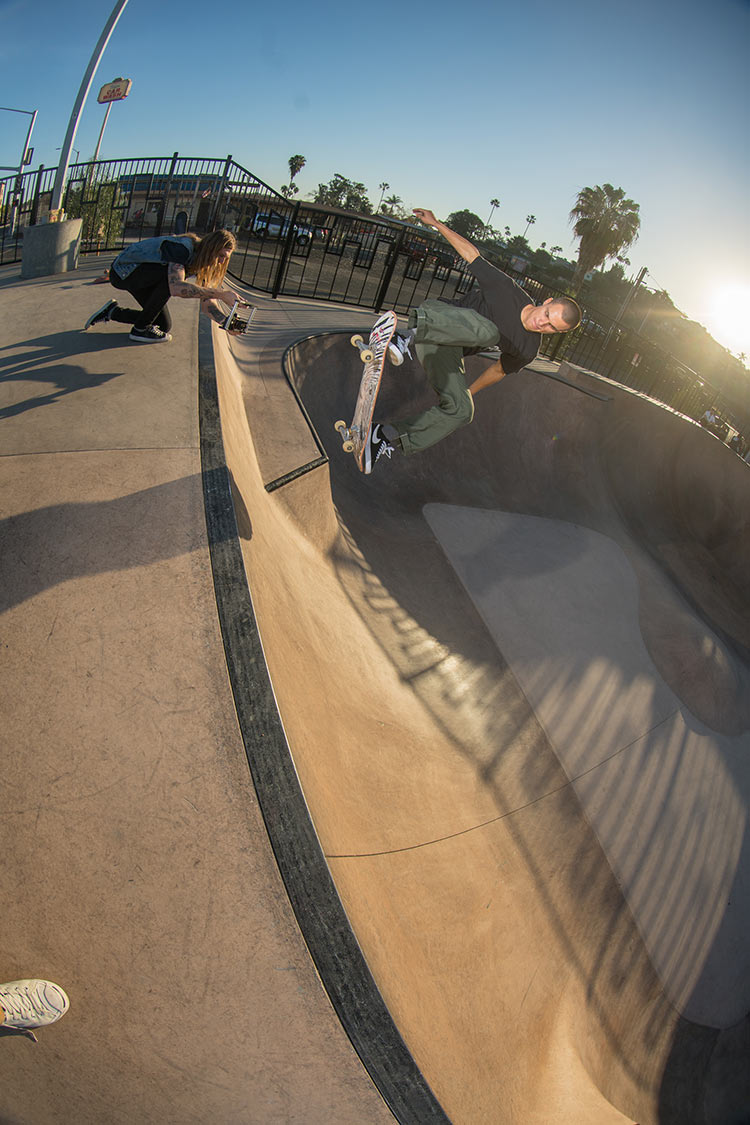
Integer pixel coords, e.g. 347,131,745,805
569,183,640,290
377,182,390,212
280,154,306,199
381,193,403,217
288,154,306,184
523,214,536,238
550,245,563,256
485,197,500,232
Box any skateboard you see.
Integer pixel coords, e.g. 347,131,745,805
221,300,256,334
335,311,397,471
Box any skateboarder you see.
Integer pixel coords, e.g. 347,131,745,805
365,208,582,468
84,229,243,343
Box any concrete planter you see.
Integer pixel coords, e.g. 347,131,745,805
21,218,83,280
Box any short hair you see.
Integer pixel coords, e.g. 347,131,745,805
549,296,582,331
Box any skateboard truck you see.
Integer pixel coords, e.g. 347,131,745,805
334,420,357,452
350,333,374,364
221,300,256,335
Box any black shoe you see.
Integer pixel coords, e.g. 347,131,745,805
129,325,172,344
387,331,414,366
84,300,117,330
363,424,394,474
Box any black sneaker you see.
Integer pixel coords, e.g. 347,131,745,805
387,331,414,366
363,424,394,474
84,299,117,330
129,325,172,344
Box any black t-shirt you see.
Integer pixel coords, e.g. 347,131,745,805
455,257,540,375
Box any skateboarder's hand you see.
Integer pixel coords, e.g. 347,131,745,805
413,208,438,228
218,289,242,307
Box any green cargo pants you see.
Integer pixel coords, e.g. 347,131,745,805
388,300,500,455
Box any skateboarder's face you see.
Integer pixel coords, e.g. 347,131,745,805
526,299,570,335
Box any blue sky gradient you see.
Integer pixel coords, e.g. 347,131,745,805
1,0,748,356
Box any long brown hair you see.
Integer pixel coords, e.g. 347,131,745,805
184,230,236,287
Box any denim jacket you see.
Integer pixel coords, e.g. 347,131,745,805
111,236,194,280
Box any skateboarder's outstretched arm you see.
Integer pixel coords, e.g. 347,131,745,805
412,209,480,263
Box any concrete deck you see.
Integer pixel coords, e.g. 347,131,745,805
2,258,749,1125
0,260,394,1124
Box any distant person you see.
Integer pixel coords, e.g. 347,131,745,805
363,208,582,473
0,978,69,1042
84,230,244,344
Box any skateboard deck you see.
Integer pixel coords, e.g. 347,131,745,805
221,300,256,334
335,311,397,471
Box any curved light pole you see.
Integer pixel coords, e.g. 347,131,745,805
50,0,130,212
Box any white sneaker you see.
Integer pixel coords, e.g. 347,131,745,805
0,979,70,1036
387,331,414,366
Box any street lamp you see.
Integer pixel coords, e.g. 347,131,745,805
0,106,37,235
0,106,38,173
56,146,80,165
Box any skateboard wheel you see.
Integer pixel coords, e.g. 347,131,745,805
360,348,374,363
334,419,347,433
350,334,363,347
342,440,355,453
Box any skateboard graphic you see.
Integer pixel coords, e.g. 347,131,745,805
335,311,398,471
221,300,256,334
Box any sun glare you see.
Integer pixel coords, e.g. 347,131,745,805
705,283,750,358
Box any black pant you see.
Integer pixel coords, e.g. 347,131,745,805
109,263,172,331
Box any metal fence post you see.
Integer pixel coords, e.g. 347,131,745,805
373,226,405,312
271,201,301,299
154,150,178,236
30,163,45,225
208,154,233,231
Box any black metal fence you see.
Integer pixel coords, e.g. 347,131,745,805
1,153,746,444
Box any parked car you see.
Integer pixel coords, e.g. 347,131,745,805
250,212,314,245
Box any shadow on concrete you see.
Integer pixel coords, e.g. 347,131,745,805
0,330,129,420
1,469,235,615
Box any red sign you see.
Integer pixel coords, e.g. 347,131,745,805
97,78,132,104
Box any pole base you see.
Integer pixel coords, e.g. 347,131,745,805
20,218,83,280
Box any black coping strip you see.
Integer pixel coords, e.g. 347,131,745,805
264,458,328,493
197,316,452,1125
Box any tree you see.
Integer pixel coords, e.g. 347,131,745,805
377,181,390,212
485,197,500,231
523,214,536,238
505,234,531,257
313,173,371,213
381,193,408,220
288,154,306,182
280,153,306,198
65,180,123,247
570,183,640,290
445,209,484,240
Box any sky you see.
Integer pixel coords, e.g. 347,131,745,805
1,0,749,359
